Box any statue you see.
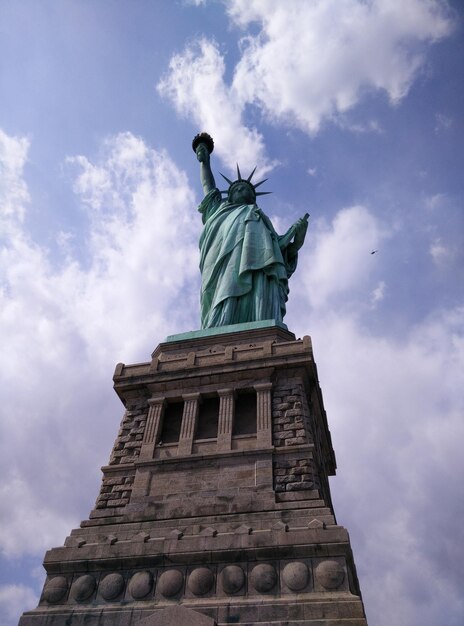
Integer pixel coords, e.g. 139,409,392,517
193,132,308,329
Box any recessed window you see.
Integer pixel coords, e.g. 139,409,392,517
159,401,184,444
196,396,220,440
233,391,257,436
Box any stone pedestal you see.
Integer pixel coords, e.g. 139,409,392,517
19,325,367,625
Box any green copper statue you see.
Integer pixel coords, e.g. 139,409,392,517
193,132,308,329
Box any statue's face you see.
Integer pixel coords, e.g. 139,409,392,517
230,182,255,204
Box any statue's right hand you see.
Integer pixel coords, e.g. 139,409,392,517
196,143,209,163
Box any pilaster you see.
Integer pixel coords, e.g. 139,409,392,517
139,397,165,460
255,382,273,448
217,388,234,451
178,392,200,456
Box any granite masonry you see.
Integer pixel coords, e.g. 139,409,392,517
18,324,367,625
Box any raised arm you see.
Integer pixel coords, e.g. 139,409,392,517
196,142,216,196
192,133,216,196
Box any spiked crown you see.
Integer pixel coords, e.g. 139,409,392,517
220,164,271,202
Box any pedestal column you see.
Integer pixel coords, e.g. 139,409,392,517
255,382,273,448
217,388,234,451
139,397,165,460
178,392,200,455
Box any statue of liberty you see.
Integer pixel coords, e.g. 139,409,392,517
193,132,308,329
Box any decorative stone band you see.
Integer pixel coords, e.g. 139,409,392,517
41,557,348,605
139,333,313,376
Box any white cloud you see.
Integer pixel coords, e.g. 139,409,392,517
288,305,464,626
336,117,384,134
0,472,76,556
0,584,39,626
370,280,386,305
229,0,453,133
157,38,274,175
435,112,453,133
0,129,30,224
287,205,463,622
158,1,452,177
65,132,200,365
425,192,447,210
423,194,461,268
430,237,453,265
0,130,201,558
298,205,387,308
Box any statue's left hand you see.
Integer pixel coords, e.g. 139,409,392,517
293,214,309,250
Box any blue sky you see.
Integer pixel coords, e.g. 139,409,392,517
0,1,463,624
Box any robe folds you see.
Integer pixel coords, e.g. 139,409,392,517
198,188,298,329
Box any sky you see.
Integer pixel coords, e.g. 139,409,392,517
0,1,463,624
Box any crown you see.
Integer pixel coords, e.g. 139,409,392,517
220,164,271,200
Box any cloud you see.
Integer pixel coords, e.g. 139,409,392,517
283,190,464,622
157,38,274,175
0,473,76,557
65,132,200,364
229,0,453,133
429,237,454,266
0,129,30,224
288,304,464,626
0,584,39,626
297,205,387,308
335,117,384,134
0,129,201,561
285,203,464,623
158,0,453,158
435,112,453,133
425,192,447,210
423,193,462,270
370,280,386,306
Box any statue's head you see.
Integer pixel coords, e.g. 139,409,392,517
229,180,256,204
220,165,271,204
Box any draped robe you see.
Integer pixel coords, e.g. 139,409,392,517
199,189,298,329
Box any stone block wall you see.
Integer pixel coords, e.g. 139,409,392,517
95,376,326,510
271,378,325,497
272,380,313,448
273,454,322,494
94,471,135,511
94,398,148,512
109,400,148,466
